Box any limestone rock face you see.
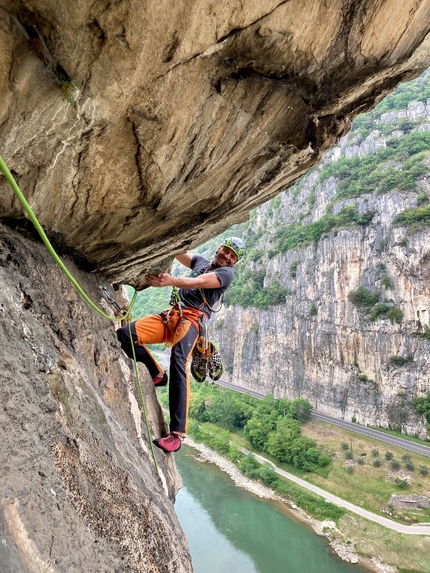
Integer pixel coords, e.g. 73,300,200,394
1,1,430,288
212,105,430,437
0,225,192,573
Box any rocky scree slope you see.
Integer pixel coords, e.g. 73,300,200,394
213,91,430,438
0,226,192,573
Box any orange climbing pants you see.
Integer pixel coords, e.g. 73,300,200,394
117,308,203,432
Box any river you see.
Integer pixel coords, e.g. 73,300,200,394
175,445,366,573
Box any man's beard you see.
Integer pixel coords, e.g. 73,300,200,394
212,250,224,268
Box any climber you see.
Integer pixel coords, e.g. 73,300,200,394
116,237,245,453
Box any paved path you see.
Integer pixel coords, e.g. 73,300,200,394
211,379,430,534
237,446,430,535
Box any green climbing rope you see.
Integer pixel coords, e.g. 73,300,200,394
0,155,136,322
128,320,159,474
0,155,160,475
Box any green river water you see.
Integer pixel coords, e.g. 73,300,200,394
175,445,366,573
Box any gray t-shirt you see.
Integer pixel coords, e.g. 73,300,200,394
178,255,234,317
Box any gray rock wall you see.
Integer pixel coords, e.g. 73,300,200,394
0,225,192,573
213,108,430,438
1,1,430,287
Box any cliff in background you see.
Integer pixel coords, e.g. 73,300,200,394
213,77,430,438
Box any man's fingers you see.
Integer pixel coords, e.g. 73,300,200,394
145,273,172,287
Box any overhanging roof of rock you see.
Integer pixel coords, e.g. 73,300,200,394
1,0,430,288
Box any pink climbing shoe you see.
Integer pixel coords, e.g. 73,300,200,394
153,372,168,387
153,432,184,453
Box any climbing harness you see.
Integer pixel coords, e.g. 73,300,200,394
191,264,224,314
0,155,159,476
169,271,225,383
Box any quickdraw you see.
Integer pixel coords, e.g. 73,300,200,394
100,286,131,323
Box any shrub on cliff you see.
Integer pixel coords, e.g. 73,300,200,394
369,304,389,321
395,204,430,227
412,391,430,427
387,307,404,324
389,354,413,366
348,286,380,307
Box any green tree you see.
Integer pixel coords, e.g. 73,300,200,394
238,454,261,480
188,392,210,422
244,416,275,451
290,397,313,422
274,397,293,417
266,417,302,462
290,436,329,471
412,391,430,426
259,463,278,486
207,392,243,429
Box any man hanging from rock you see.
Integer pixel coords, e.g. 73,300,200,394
116,237,245,453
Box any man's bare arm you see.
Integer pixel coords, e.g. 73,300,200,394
145,272,221,289
175,253,193,268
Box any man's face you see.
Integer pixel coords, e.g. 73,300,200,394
215,246,238,267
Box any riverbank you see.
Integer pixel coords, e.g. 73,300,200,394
185,436,360,566
181,430,430,573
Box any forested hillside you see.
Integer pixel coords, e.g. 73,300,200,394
210,69,430,436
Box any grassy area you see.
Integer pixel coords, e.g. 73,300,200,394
302,420,430,523
192,417,430,523
339,513,430,573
